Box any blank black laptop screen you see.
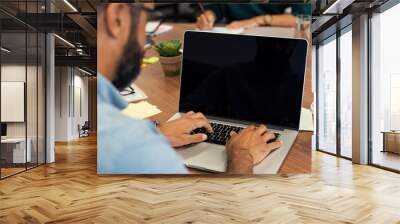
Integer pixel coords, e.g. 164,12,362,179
179,31,308,130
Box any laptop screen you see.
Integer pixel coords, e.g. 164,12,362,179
179,31,308,129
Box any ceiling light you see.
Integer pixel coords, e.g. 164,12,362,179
54,34,75,48
1,47,11,53
63,0,78,12
76,48,85,55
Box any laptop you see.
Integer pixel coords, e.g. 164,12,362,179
170,31,308,174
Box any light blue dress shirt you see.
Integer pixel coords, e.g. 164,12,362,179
97,74,187,174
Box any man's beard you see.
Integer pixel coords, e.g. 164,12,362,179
112,40,144,91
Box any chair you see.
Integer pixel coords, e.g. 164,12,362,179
78,121,90,138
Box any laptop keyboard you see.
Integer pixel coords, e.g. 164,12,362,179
191,122,280,145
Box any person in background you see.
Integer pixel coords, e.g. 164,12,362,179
97,3,283,174
197,3,310,30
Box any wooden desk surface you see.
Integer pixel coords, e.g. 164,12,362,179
135,23,312,174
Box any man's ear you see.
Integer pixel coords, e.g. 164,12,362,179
103,3,130,39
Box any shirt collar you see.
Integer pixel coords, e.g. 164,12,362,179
97,73,128,110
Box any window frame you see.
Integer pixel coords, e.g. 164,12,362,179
367,1,400,173
314,23,353,161
0,0,48,180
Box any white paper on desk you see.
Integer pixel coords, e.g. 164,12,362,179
211,27,244,34
121,83,148,103
299,107,314,132
146,22,173,36
122,101,161,119
244,27,296,38
195,27,244,35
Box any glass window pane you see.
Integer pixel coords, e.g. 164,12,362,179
1,30,28,177
340,29,352,158
38,33,46,165
312,45,317,151
371,3,400,171
26,0,41,169
317,37,337,154
1,0,46,179
27,31,38,169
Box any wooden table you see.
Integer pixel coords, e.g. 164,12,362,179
135,23,312,174
381,131,400,154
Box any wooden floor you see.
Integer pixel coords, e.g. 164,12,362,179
0,135,400,224
1,167,26,178
372,150,400,171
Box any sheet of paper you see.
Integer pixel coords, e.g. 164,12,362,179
121,83,148,103
244,27,296,38
122,101,161,119
299,107,314,132
210,27,244,34
146,22,173,36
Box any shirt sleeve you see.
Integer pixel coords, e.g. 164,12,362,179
204,4,225,23
97,104,188,174
290,4,312,16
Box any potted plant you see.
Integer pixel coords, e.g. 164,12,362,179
154,39,182,77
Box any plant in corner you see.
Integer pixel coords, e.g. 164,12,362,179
154,39,182,77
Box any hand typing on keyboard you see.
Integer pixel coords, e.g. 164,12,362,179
192,123,280,145
159,111,213,147
159,111,283,174
191,123,283,174
226,125,283,174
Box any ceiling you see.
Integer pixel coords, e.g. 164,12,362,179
311,0,393,43
2,0,395,70
0,0,97,72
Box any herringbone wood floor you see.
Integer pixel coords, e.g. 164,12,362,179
0,135,399,224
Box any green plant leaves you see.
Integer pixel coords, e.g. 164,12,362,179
154,39,182,57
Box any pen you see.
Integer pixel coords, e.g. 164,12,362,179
198,3,210,24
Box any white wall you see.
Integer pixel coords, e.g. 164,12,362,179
54,67,89,141
72,73,89,138
1,65,38,137
54,66,69,141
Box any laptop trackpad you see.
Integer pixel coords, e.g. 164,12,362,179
178,142,227,173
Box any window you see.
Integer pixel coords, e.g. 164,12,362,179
312,46,317,151
316,27,353,159
0,1,47,179
339,28,352,158
317,37,337,154
370,2,400,171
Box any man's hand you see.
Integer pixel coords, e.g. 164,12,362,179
159,111,213,147
196,11,216,30
226,125,283,174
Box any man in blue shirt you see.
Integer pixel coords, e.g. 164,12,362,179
97,3,283,174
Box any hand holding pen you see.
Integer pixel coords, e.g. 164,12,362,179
196,3,216,30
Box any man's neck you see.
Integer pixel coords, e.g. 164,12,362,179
98,60,115,81
97,38,117,81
